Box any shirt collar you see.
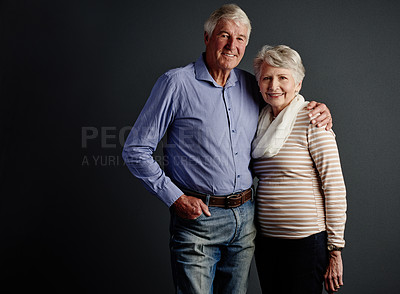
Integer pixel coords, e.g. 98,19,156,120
194,53,238,88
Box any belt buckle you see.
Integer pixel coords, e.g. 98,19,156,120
225,193,242,208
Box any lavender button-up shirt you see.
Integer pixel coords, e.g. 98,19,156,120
122,54,260,207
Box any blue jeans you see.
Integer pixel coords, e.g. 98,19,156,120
169,199,256,294
255,231,328,294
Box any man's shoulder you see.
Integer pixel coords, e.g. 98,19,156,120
163,62,196,80
152,62,195,90
234,67,255,78
233,67,258,88
234,67,257,82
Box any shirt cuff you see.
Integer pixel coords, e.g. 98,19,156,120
157,182,184,207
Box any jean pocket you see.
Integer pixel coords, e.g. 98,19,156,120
178,212,206,222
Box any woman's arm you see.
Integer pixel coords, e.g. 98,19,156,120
308,125,347,247
308,124,347,292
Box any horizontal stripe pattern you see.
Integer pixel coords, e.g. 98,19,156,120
253,108,346,247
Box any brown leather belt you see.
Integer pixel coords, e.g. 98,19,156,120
182,187,253,208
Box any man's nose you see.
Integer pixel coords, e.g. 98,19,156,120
226,37,236,49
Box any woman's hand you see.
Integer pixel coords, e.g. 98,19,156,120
307,101,333,131
324,251,344,293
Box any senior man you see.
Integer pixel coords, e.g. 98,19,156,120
122,4,332,294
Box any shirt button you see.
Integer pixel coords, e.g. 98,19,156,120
237,175,241,178
235,152,238,155
232,130,235,133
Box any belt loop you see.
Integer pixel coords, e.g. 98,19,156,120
205,195,210,206
251,186,254,201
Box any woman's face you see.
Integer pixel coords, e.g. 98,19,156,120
258,63,302,115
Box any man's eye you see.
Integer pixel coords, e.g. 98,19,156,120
263,77,271,80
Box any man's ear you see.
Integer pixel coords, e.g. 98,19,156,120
204,32,209,44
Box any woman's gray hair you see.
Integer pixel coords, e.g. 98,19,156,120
204,4,251,44
253,45,305,84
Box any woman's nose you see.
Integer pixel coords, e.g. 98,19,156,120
268,79,278,90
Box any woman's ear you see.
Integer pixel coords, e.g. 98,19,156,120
295,80,303,93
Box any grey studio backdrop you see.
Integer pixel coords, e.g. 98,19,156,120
1,0,399,293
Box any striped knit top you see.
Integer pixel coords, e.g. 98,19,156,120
252,107,347,247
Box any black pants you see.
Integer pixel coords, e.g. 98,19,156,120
255,231,328,294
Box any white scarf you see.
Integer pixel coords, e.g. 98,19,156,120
252,94,309,159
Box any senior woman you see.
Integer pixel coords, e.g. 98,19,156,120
251,45,347,294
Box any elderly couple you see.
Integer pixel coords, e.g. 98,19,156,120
123,4,346,294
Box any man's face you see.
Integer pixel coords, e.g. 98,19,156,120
204,19,248,74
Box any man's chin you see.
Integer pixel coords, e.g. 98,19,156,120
219,60,241,71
